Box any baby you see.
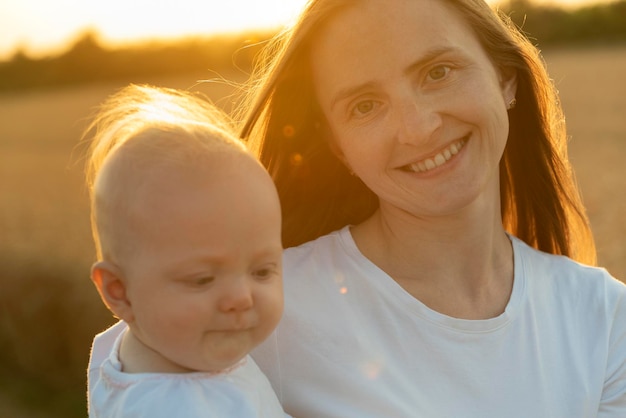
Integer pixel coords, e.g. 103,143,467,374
84,84,287,417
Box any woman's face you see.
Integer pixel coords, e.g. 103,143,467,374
310,0,516,219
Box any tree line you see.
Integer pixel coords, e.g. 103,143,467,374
0,30,273,93
502,0,626,45
1,0,625,93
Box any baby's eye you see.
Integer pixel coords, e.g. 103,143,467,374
252,265,278,281
192,276,215,286
427,65,451,81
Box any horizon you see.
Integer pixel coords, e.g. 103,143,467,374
0,0,612,61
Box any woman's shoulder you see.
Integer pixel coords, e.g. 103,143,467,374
280,226,361,295
511,234,625,300
284,226,351,264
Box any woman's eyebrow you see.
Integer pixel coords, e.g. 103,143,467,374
329,46,463,110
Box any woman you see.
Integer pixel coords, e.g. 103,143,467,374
239,0,626,416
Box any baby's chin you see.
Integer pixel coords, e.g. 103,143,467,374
195,352,249,374
195,338,256,372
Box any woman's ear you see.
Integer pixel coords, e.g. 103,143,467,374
91,261,134,323
500,66,518,107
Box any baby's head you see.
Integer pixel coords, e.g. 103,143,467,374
85,85,283,373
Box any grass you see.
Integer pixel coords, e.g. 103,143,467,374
545,45,626,275
0,46,624,417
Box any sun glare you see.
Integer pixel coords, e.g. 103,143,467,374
88,0,308,49
0,0,308,59
0,0,614,60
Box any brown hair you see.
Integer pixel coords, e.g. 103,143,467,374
239,0,596,265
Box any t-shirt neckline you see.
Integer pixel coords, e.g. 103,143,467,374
336,226,526,333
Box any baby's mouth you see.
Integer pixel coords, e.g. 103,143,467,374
402,137,468,173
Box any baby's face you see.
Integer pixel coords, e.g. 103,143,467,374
121,153,283,372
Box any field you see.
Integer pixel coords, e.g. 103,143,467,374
0,46,625,416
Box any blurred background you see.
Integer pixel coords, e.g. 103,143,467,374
1,0,625,416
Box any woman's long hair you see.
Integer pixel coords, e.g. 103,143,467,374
239,0,596,265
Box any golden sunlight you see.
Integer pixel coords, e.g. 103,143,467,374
0,0,308,59
87,0,308,48
0,0,612,59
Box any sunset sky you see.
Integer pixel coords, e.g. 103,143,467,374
0,0,611,60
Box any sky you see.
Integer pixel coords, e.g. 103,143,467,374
0,0,610,61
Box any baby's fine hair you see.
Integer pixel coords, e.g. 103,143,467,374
85,84,246,194
83,84,248,261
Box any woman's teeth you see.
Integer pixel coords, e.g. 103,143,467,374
407,138,467,173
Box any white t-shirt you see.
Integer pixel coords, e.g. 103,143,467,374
252,227,626,417
88,321,288,418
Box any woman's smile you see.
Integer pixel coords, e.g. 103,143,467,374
401,136,468,174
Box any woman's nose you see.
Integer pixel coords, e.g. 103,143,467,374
395,96,442,146
218,277,253,312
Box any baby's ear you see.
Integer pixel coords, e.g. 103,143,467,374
91,261,134,323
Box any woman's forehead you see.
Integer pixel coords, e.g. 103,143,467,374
309,0,474,64
308,0,480,96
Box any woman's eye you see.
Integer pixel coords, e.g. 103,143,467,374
427,65,450,81
351,100,378,118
